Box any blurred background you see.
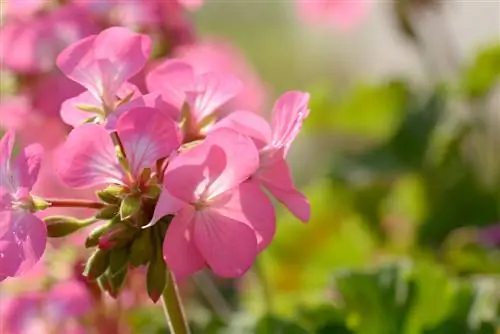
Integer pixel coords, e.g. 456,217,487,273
1,0,500,333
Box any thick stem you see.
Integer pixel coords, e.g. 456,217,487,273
161,270,190,334
46,199,106,210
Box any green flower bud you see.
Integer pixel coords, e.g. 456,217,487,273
95,205,119,220
120,194,141,220
45,216,96,238
98,223,138,250
144,185,161,199
107,267,127,298
31,196,50,211
85,222,113,248
129,229,153,267
96,185,124,204
108,247,129,275
84,249,110,280
146,254,167,303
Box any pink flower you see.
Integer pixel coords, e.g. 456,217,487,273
57,107,180,189
0,4,97,74
296,0,368,30
56,27,153,126
2,0,46,19
0,279,92,334
146,60,242,140
175,40,269,114
151,129,276,279
215,91,311,222
0,132,46,281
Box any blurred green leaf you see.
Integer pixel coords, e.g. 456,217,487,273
255,315,308,334
461,43,500,98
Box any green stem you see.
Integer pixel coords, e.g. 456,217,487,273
46,199,105,209
161,270,190,334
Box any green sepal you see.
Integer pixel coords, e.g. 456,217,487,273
31,196,50,211
83,249,110,280
95,206,119,220
96,185,124,204
146,254,167,303
129,229,153,267
120,195,141,220
108,247,130,276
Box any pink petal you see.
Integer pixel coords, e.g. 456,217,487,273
213,181,276,252
150,189,187,226
164,128,259,202
193,209,257,277
186,71,242,123
57,124,125,188
0,211,47,277
213,110,272,149
117,107,180,177
14,143,44,191
48,280,92,318
146,59,196,110
163,206,205,281
178,0,204,11
297,0,368,30
270,91,310,155
60,90,102,128
256,159,310,222
0,131,15,168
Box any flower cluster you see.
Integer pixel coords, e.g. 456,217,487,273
0,26,310,301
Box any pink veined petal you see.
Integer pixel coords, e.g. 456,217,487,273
117,107,180,178
213,110,272,149
149,188,187,226
146,59,196,110
0,132,16,196
60,91,103,128
270,91,310,155
212,181,276,252
186,71,242,124
163,206,205,281
0,131,15,170
14,143,43,191
56,124,125,188
164,128,259,202
256,158,310,223
1,211,47,277
193,209,257,277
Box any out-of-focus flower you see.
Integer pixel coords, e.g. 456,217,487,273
146,60,242,140
57,107,179,189
296,0,368,30
0,132,46,281
1,0,47,20
0,279,92,334
215,91,311,222
0,4,97,74
152,129,275,280
175,40,269,114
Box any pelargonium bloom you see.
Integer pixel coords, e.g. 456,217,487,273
0,131,45,282
57,107,180,189
215,91,311,222
56,27,153,128
146,60,242,141
151,129,276,279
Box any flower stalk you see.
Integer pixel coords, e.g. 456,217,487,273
161,270,190,334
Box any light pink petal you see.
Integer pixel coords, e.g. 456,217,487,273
117,107,180,177
14,144,44,191
213,181,276,252
270,91,310,155
193,209,257,277
163,206,205,281
146,59,195,110
213,110,272,149
297,0,368,30
256,159,310,222
0,131,15,168
164,128,259,202
48,280,92,318
0,211,47,277
57,124,125,188
187,72,242,123
0,132,16,196
178,0,204,11
149,188,187,226
107,93,180,130
60,91,103,128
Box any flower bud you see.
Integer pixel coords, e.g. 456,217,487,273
45,216,96,238
98,223,137,250
86,221,114,248
95,205,120,220
96,185,124,204
31,196,50,211
84,249,110,280
108,247,130,275
129,229,153,267
147,254,167,303
120,194,141,220
144,185,161,199
108,268,128,298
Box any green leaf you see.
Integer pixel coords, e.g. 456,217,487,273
461,43,500,98
255,315,308,334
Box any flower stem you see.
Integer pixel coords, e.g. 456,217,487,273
46,199,106,209
161,270,190,334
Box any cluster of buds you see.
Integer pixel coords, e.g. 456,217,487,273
0,26,310,303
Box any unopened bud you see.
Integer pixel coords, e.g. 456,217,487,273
129,229,153,267
144,185,161,199
107,268,127,298
84,249,110,280
96,185,124,205
86,222,113,248
95,206,119,220
120,195,141,220
32,196,50,211
146,254,167,303
108,247,129,275
45,216,96,238
98,224,137,250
